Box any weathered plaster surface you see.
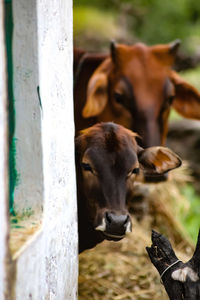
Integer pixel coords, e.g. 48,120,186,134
13,0,43,213
37,0,78,296
13,0,78,299
0,2,9,300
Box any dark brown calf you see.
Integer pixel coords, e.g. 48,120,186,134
147,230,200,300
74,41,200,148
75,122,181,253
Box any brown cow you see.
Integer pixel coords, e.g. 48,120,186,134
74,41,200,148
75,122,181,252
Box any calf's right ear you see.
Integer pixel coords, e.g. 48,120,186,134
138,146,182,175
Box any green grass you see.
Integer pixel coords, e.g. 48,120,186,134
178,184,200,242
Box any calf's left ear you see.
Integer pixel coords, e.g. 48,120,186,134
138,146,182,175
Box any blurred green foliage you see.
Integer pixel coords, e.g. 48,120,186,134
179,184,200,242
180,66,200,88
74,0,200,52
169,109,182,121
74,7,119,41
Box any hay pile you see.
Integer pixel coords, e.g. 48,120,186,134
79,163,194,300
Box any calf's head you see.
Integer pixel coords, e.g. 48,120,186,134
82,41,200,148
76,122,181,242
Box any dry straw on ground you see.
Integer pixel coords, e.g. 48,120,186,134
79,162,195,300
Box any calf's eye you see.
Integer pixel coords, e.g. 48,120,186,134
127,167,140,178
132,168,140,174
81,163,93,173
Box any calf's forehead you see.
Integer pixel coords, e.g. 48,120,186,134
80,123,140,171
84,144,138,173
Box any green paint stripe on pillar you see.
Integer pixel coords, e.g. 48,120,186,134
5,1,18,215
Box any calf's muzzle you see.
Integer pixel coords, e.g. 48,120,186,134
96,211,132,240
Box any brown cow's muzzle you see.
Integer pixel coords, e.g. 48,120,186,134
95,212,132,240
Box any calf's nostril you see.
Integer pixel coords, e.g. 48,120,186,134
102,212,132,237
123,215,129,225
105,212,129,228
105,212,112,224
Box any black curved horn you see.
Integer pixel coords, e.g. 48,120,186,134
169,39,181,54
110,40,117,63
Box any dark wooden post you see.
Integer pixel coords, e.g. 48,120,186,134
146,230,200,300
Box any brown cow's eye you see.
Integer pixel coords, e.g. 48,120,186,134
168,95,174,105
132,168,140,174
81,163,93,172
114,92,124,105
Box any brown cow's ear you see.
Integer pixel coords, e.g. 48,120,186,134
82,73,108,118
170,70,200,119
82,59,111,118
138,146,182,175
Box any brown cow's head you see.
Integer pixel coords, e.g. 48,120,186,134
76,123,181,244
82,41,200,148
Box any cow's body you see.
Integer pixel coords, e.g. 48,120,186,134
74,42,200,148
76,122,181,252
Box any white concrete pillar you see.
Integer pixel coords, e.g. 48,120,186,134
0,2,9,300
10,0,78,299
13,0,43,214
38,0,78,298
